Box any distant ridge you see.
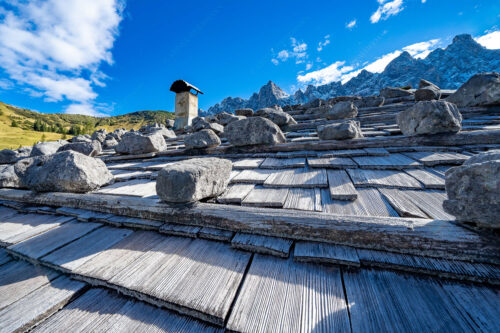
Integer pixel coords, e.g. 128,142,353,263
205,34,500,115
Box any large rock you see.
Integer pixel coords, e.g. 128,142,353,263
415,79,441,101
71,135,92,143
0,146,32,164
31,141,66,157
156,157,232,203
166,119,175,128
326,101,358,120
225,117,286,146
0,164,21,188
235,108,254,117
20,151,113,193
103,138,119,149
191,117,224,134
107,128,127,141
217,112,246,125
57,140,102,157
184,129,221,149
140,123,176,139
380,87,413,98
115,132,167,155
447,72,500,107
396,101,462,135
443,151,500,228
255,108,296,127
317,120,363,140
91,129,107,143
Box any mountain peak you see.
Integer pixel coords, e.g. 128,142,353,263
452,34,475,44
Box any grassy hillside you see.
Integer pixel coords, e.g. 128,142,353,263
0,102,175,150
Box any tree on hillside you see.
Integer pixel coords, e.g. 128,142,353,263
11,120,18,127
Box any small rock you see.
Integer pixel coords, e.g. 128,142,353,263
447,72,500,107
31,141,66,157
166,119,175,128
103,138,119,149
443,151,500,228
91,129,107,143
326,101,358,120
317,120,363,140
419,79,439,89
235,108,254,117
397,101,462,135
304,98,326,108
380,87,414,98
57,140,102,157
108,128,127,141
255,107,297,127
115,132,167,155
225,117,286,146
184,129,221,149
191,117,224,134
20,151,113,193
140,123,176,139
415,86,441,101
0,164,21,188
156,157,232,203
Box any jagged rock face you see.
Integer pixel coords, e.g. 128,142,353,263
205,34,500,114
397,101,462,135
115,132,167,155
57,140,102,157
443,151,500,228
31,141,66,157
184,129,221,149
19,151,113,193
0,147,32,164
225,117,286,146
326,101,358,120
446,72,500,107
156,157,232,203
317,121,363,140
91,129,107,143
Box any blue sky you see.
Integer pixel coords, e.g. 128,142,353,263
0,0,499,117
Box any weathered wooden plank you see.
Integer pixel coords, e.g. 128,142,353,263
0,248,11,266
264,168,328,188
353,154,422,170
231,232,293,257
198,227,234,242
403,151,470,166
241,186,289,207
97,178,157,198
347,168,423,189
56,206,114,222
260,157,306,169
0,261,59,310
363,147,390,156
307,157,357,168
377,188,428,218
217,184,254,204
41,226,133,272
1,190,498,264
404,169,445,189
283,188,322,211
0,275,86,333
344,269,480,332
294,241,360,266
106,215,163,229
226,254,350,333
108,237,251,325
8,220,101,260
230,169,273,184
0,214,74,247
110,169,154,181
327,169,358,200
232,158,264,169
318,149,367,157
160,223,201,237
321,188,399,217
0,206,21,219
403,190,454,220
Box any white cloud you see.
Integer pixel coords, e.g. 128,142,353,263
317,35,330,51
421,0,427,3
273,37,308,65
346,20,357,29
370,0,404,23
65,102,112,117
364,50,402,73
271,58,279,65
0,0,124,116
475,30,500,49
277,50,290,61
305,63,313,70
402,39,441,59
297,61,354,85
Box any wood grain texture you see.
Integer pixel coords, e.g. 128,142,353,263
321,188,399,217
327,169,358,200
106,215,163,230
0,275,86,333
41,226,133,272
402,151,470,166
353,154,422,170
231,232,293,257
226,254,350,333
0,248,11,266
283,188,322,211
347,168,423,189
198,227,234,242
363,147,390,156
264,168,328,188
402,190,454,220
231,169,273,184
404,169,445,189
294,241,360,266
241,186,289,207
318,149,368,157
232,158,264,169
8,221,101,260
217,184,254,204
160,223,201,238
260,157,306,169
377,188,427,218
307,157,357,168
97,178,157,198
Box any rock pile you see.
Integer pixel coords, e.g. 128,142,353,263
225,117,286,146
91,129,107,143
397,101,462,135
317,120,363,140
156,157,232,203
115,132,167,155
443,150,500,228
139,123,176,139
191,117,224,135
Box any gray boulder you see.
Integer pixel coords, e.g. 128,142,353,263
31,141,66,157
235,108,254,117
447,72,500,107
326,101,358,120
225,117,286,146
166,119,175,128
103,138,119,149
115,132,167,155
380,87,413,98
0,146,32,164
57,140,102,157
140,123,176,139
184,129,221,149
354,96,385,108
71,135,92,143
217,112,246,125
419,79,439,89
108,128,126,141
191,117,224,134
156,157,232,203
0,164,21,188
91,129,107,143
20,151,113,193
255,108,297,127
397,101,462,135
443,151,500,228
317,120,363,140
415,85,441,101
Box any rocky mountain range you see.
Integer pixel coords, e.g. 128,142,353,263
205,34,500,115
